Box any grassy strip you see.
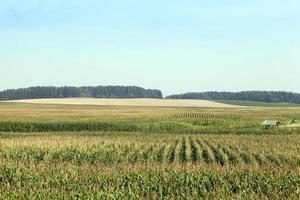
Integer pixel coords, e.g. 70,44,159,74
0,121,299,134
0,121,186,133
214,100,300,107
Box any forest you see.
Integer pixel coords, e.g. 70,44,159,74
166,91,300,104
0,86,163,100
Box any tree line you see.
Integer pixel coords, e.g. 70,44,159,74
1,87,300,104
0,86,163,100
166,91,300,104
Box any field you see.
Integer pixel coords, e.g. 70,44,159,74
215,100,300,107
8,98,241,108
0,100,300,199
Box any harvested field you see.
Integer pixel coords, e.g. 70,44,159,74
8,98,242,108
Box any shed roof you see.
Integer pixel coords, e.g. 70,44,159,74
262,120,280,126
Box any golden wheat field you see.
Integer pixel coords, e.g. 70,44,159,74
8,98,243,108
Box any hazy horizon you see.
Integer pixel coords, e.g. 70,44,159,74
1,0,299,95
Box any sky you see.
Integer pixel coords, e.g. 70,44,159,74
0,0,299,95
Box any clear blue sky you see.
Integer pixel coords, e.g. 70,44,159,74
1,0,299,95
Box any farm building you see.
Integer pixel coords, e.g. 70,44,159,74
262,120,281,129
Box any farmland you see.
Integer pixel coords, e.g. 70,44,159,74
215,100,300,107
0,100,300,199
8,98,241,108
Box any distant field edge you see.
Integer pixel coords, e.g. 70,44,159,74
4,98,243,108
214,100,300,107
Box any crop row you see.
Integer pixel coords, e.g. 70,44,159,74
0,121,186,133
0,121,264,134
1,137,299,167
164,113,242,120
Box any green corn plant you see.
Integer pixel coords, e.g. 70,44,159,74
179,138,187,164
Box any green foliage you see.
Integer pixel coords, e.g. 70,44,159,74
156,145,165,163
289,119,296,124
240,152,252,164
216,100,300,107
254,154,264,166
0,166,300,199
202,150,212,164
167,140,178,164
166,91,300,104
0,121,139,132
189,137,198,164
0,86,163,100
222,147,238,165
205,141,226,166
178,138,187,163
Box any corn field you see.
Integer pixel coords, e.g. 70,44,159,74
0,103,300,199
1,134,299,167
0,133,300,199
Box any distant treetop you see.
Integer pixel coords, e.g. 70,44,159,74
0,86,163,100
166,91,300,104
